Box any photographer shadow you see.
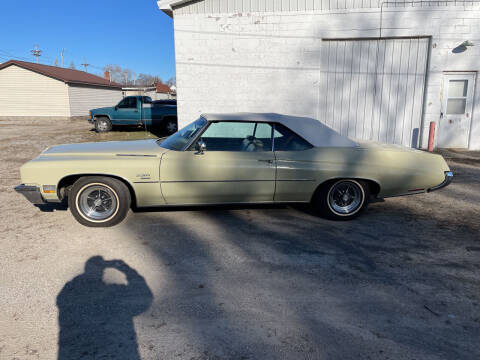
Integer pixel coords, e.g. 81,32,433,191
56,256,153,360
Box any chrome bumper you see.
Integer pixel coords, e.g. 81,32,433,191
428,171,453,192
14,184,46,204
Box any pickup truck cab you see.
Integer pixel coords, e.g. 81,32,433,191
89,96,178,134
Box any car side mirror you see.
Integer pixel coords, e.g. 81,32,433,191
195,140,206,154
114,106,119,111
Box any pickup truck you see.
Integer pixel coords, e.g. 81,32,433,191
89,96,178,134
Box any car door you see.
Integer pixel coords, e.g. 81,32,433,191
160,121,276,205
112,97,139,124
272,123,318,202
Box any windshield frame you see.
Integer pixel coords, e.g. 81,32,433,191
157,117,208,151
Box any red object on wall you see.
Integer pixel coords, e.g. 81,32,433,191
428,121,436,152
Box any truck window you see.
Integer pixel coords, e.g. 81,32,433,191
118,97,137,109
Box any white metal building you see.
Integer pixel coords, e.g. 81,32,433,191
0,60,123,118
158,0,480,149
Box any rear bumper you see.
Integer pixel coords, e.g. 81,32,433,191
14,184,46,204
428,171,453,193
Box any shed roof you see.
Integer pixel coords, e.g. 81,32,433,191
201,113,358,148
0,60,122,89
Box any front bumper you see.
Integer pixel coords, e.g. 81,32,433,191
14,184,46,204
428,171,453,192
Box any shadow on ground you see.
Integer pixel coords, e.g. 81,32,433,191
120,193,479,359
57,256,153,360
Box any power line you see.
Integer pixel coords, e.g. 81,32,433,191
30,44,42,63
81,57,90,72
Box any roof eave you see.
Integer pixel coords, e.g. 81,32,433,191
66,81,123,89
157,0,196,17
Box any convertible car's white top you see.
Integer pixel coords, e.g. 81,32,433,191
201,113,358,148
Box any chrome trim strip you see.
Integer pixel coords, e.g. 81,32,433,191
160,179,275,184
160,179,314,184
133,181,160,184
428,171,453,192
137,200,311,208
116,154,157,157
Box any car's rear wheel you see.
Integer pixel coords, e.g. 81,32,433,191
95,117,112,133
314,179,369,220
68,176,131,227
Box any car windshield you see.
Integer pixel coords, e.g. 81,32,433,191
158,118,207,151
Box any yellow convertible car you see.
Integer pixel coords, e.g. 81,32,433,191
15,113,453,227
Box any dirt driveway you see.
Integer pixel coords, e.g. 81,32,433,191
1,118,479,360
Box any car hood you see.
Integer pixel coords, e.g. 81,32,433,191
41,139,166,157
90,107,112,113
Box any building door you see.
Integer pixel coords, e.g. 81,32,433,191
320,37,430,147
438,73,476,148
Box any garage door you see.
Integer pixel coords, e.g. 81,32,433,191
320,37,430,148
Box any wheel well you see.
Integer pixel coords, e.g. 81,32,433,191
93,115,111,121
162,115,177,123
57,174,137,207
311,178,381,201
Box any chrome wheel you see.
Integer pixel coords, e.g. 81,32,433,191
77,184,118,221
327,180,364,215
97,119,109,132
166,120,177,134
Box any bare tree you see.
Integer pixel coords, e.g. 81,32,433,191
166,77,176,87
69,61,76,70
103,64,122,83
136,73,162,86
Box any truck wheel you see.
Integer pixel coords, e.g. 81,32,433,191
68,176,131,227
163,116,178,135
95,117,112,133
314,179,369,220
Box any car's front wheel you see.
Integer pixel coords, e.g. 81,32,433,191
95,117,112,133
68,176,131,227
314,179,369,220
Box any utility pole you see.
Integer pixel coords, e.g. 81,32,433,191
60,48,65,67
81,57,90,72
30,45,42,63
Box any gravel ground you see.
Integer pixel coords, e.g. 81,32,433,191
0,118,479,360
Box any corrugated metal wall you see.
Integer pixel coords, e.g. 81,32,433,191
173,0,456,14
68,85,123,117
319,37,430,147
174,0,380,14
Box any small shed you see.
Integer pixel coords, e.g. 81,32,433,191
0,60,123,118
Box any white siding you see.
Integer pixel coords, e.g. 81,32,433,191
172,3,480,149
68,85,123,117
0,65,70,117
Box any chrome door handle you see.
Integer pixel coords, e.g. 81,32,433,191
258,159,273,164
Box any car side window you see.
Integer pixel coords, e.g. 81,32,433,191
273,123,313,151
118,97,137,109
199,121,273,152
117,98,128,108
